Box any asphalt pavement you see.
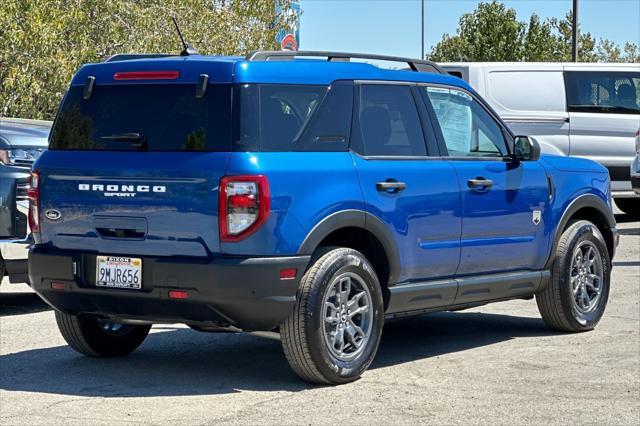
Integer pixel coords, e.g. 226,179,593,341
1,211,638,425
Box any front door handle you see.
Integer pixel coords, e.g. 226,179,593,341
467,178,494,191
376,180,406,193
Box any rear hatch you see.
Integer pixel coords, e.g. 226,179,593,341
36,59,234,257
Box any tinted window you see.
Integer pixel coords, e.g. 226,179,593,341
234,84,328,152
425,86,507,157
295,83,353,151
352,84,426,156
565,71,640,114
50,84,232,151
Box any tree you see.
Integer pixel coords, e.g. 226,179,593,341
623,42,640,63
549,11,597,62
596,38,622,62
522,13,561,62
427,1,637,64
429,1,524,62
0,0,296,120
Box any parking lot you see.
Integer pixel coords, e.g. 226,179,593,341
0,210,638,425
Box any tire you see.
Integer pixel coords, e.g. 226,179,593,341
280,247,384,384
55,311,151,357
536,220,611,332
614,198,640,217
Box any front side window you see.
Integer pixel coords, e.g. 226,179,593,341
424,86,507,157
351,84,426,156
564,71,640,114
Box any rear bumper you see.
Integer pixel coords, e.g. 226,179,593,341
631,156,640,195
632,176,640,195
0,199,31,283
29,249,310,331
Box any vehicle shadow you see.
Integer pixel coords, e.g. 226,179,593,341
0,311,557,396
612,260,640,267
0,290,51,317
614,212,639,225
618,227,639,236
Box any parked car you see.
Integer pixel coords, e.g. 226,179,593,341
29,51,617,384
439,62,640,217
631,130,640,203
0,117,49,283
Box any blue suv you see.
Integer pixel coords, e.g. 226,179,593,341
28,51,618,384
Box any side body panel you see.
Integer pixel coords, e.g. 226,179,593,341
448,159,551,275
222,152,364,256
351,154,462,283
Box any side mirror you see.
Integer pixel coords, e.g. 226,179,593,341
513,135,540,161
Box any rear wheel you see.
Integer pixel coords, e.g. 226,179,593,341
281,247,384,384
614,198,640,217
536,220,610,332
55,311,151,357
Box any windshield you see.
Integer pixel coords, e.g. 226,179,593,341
49,84,232,151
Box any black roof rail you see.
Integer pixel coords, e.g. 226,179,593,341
246,50,446,74
103,54,176,63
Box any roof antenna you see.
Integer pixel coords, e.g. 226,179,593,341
172,17,198,56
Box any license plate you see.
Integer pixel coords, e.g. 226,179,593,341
96,256,142,290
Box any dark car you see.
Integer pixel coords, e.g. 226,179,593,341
1,117,49,283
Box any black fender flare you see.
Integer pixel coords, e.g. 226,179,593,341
544,193,616,270
297,209,401,285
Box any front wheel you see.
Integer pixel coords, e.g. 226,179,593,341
55,311,151,357
280,247,384,384
536,220,610,332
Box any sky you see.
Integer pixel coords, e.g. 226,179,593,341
298,0,640,58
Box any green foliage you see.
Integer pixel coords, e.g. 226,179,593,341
0,0,295,120
428,0,639,64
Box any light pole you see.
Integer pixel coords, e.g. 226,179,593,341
421,0,425,59
572,0,579,62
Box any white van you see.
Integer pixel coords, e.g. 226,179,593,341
439,62,640,216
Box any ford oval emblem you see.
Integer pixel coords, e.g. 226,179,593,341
45,209,62,221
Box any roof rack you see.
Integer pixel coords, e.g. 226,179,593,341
246,50,445,74
103,54,175,63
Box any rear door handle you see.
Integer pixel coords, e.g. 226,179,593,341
376,180,406,193
467,178,493,191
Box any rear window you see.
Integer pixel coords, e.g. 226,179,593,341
564,71,640,114
50,84,232,151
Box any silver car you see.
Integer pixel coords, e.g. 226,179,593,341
439,62,640,217
0,117,50,283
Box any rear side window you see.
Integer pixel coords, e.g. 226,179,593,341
50,84,232,151
564,71,640,114
234,83,352,152
351,84,426,156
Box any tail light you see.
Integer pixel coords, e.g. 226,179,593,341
219,175,270,242
635,130,639,154
27,171,40,236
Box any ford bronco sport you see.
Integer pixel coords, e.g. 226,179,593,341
29,51,618,384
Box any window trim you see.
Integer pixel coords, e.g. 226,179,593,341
349,81,433,160
417,83,514,160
